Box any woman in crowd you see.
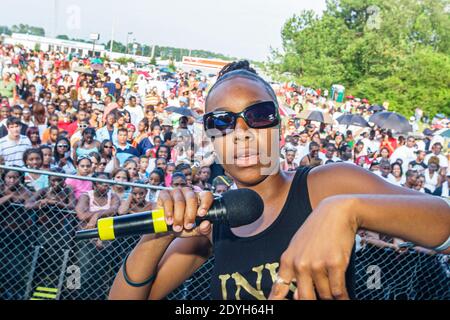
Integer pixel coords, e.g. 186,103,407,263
26,127,41,148
99,140,119,174
65,157,93,200
73,127,101,165
40,145,53,171
23,148,48,192
53,137,77,174
424,156,442,194
111,168,131,201
124,159,140,182
388,162,405,187
119,183,154,216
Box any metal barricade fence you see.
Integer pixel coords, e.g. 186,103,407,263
0,166,448,300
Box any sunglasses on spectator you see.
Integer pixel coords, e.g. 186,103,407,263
79,124,89,129
57,144,69,148
203,101,280,138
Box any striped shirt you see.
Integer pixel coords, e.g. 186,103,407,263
0,135,32,167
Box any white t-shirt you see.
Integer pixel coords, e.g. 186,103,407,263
125,105,145,128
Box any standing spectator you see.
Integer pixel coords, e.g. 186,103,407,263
23,148,48,192
388,162,405,186
0,117,32,167
409,150,428,173
66,157,93,199
403,170,419,190
111,168,131,201
424,142,448,171
97,113,118,145
99,140,119,174
73,128,101,165
423,156,442,193
300,141,323,167
433,170,450,198
115,128,140,166
390,136,417,172
26,127,42,148
125,96,144,128
53,137,77,174
281,148,298,171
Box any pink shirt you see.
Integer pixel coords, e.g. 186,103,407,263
66,178,93,199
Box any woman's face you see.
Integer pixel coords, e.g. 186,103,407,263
286,151,296,163
83,131,94,143
428,163,438,172
30,131,40,143
172,176,187,189
114,171,128,183
26,152,43,169
206,77,279,186
103,142,114,155
166,165,175,176
50,129,59,143
78,159,92,176
138,121,146,133
4,171,20,188
392,165,401,178
49,116,58,126
153,126,162,136
149,173,161,186
156,159,167,171
95,181,110,196
157,147,169,160
132,187,147,205
381,149,389,158
42,149,53,166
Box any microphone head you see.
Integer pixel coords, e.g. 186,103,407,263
222,189,264,228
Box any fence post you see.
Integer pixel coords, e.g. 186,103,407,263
24,246,41,300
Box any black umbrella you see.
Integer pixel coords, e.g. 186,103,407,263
368,105,385,113
369,112,412,133
165,107,199,119
337,114,370,127
298,110,334,124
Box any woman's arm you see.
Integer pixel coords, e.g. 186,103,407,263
308,163,449,250
270,163,450,301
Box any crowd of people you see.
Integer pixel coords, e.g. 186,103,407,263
0,43,449,227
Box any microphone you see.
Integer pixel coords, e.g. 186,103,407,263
75,189,264,241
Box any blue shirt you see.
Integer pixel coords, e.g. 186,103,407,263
116,144,140,165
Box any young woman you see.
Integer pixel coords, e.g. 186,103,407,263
40,145,54,171
65,157,93,200
110,61,449,301
124,159,140,182
73,128,101,166
23,148,48,192
388,162,405,187
99,140,119,174
118,183,154,216
53,137,77,174
26,127,41,148
111,168,131,201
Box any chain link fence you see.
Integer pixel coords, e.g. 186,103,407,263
0,167,448,300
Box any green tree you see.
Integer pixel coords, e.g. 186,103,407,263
269,0,450,117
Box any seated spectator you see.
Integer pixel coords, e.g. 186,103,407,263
138,156,150,180
99,139,119,174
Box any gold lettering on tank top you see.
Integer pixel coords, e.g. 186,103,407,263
219,263,297,300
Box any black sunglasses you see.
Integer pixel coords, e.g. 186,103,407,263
203,101,280,138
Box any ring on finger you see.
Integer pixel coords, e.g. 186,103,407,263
275,274,291,286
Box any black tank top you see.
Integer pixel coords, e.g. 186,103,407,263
210,166,356,300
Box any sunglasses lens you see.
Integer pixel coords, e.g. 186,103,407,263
205,113,235,137
245,102,279,128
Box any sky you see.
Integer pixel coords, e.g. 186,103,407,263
0,0,327,61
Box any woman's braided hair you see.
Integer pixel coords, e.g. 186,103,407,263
206,60,279,109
